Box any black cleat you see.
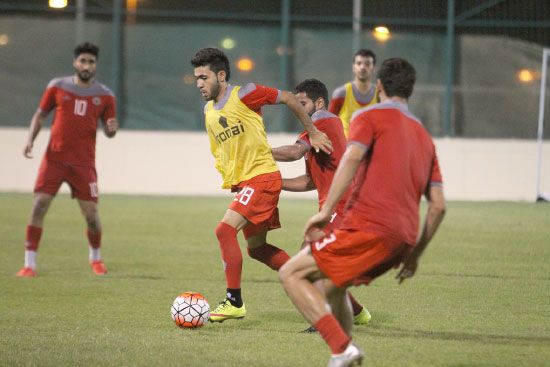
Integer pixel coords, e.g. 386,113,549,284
300,325,318,333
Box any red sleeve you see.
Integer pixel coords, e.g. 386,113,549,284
297,117,330,148
38,87,57,114
347,112,374,149
239,83,280,113
102,95,117,122
298,131,310,147
328,98,344,115
430,150,443,184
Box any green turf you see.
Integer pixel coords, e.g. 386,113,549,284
1,193,549,366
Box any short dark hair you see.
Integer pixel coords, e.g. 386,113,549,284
74,42,99,58
377,58,416,99
294,79,329,106
353,49,376,65
191,47,231,81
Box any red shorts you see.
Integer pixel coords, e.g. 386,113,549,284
323,211,343,233
34,158,99,202
310,229,410,288
229,171,282,239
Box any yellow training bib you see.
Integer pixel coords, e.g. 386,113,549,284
338,82,378,137
205,86,279,189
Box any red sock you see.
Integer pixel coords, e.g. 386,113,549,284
348,292,364,316
215,222,242,289
87,229,101,249
247,243,290,271
314,314,351,354
25,225,43,251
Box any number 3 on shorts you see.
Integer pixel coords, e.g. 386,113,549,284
235,187,255,206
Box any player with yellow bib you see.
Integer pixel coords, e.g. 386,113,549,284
329,49,378,137
191,48,332,322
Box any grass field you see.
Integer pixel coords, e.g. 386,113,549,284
1,193,549,367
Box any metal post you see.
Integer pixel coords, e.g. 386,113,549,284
111,0,124,123
443,0,455,136
280,0,291,91
280,0,292,130
352,0,362,53
75,0,85,44
536,48,550,201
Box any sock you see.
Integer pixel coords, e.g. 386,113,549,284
25,225,42,251
348,293,364,316
87,229,102,262
314,314,351,354
247,243,290,271
215,222,242,289
24,250,37,270
226,288,243,307
89,248,101,262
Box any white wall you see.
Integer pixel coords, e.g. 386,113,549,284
1,128,549,201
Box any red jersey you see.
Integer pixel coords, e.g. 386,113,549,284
38,76,116,167
297,110,349,213
341,100,443,245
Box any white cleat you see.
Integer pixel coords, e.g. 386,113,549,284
328,343,364,367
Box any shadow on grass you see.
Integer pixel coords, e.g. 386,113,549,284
423,272,550,281
366,325,550,346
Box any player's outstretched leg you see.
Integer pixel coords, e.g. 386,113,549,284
279,248,363,365
16,193,53,277
210,221,246,322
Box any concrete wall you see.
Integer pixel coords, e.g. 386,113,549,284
1,128,549,201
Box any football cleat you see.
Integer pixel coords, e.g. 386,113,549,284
300,325,318,333
16,267,36,277
353,308,372,325
90,260,108,275
209,299,246,322
328,342,364,367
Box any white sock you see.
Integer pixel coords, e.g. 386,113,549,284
24,250,36,270
89,247,101,262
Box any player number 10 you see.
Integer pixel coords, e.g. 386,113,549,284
74,99,88,116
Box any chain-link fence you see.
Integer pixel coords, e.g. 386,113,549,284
1,0,549,138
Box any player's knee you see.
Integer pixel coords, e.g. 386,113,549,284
87,221,100,233
325,283,346,299
246,245,262,260
84,214,100,232
278,261,293,285
215,222,236,242
32,197,49,217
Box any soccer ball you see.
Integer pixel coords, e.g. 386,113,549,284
170,292,210,328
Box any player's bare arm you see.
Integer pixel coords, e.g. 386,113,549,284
396,185,446,284
279,91,333,154
272,142,309,162
282,175,315,192
23,110,47,159
103,117,118,138
304,143,365,240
